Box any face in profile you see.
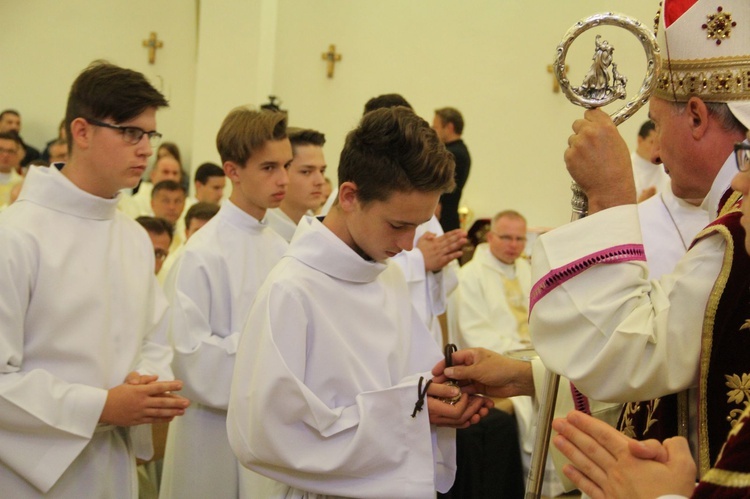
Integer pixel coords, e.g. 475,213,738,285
344,186,439,263
227,138,292,221
284,144,327,213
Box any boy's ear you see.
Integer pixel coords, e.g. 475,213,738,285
69,117,91,150
338,181,359,212
223,161,241,183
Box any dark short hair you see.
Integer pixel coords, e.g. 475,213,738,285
65,61,169,149
185,201,220,229
216,107,287,167
194,162,225,184
136,216,174,242
158,141,181,164
338,106,455,205
28,159,51,167
151,180,186,198
434,107,464,135
287,127,326,154
0,109,20,121
0,131,23,148
638,120,656,138
363,94,412,115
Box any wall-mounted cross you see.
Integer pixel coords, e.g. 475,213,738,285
321,44,342,78
143,32,164,64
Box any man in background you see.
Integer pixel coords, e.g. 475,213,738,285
433,106,471,232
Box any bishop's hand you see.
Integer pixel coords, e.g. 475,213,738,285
431,347,535,399
564,108,635,214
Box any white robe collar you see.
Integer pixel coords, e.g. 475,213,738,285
218,199,269,233
473,242,517,277
288,215,387,283
17,163,118,220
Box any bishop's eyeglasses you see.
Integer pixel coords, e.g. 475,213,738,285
736,142,750,172
85,117,163,147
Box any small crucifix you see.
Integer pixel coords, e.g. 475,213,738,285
321,44,342,78
142,32,164,65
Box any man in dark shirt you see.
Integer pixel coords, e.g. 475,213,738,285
433,107,471,232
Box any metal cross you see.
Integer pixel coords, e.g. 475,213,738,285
142,32,164,64
321,44,342,78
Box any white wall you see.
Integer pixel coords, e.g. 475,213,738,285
1,0,660,227
0,0,197,167
272,0,661,228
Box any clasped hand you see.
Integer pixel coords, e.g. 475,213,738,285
100,371,190,427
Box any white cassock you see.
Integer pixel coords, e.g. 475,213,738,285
227,216,456,499
631,152,669,197
159,201,287,498
637,185,709,279
529,153,736,405
391,214,459,347
447,243,531,353
266,206,298,243
0,165,173,498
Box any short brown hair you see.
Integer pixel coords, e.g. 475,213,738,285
136,216,174,242
492,210,526,226
185,201,220,229
216,107,287,166
338,107,455,205
434,107,465,135
151,180,186,198
65,61,168,149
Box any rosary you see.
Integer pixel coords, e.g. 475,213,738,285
411,344,462,418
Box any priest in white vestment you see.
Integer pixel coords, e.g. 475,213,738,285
448,210,566,497
159,108,292,499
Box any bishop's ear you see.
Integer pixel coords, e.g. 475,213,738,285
686,97,709,139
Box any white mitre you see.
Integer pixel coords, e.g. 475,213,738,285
655,0,750,128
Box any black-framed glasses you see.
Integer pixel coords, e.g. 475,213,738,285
735,142,750,172
85,117,162,146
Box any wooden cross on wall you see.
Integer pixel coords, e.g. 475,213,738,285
143,32,164,64
321,44,342,78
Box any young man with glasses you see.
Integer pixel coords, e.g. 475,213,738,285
0,61,189,497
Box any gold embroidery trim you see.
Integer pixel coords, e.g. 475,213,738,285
694,222,734,477
700,468,750,488
654,55,750,102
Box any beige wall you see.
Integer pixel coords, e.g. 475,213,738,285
1,0,659,227
0,0,197,168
